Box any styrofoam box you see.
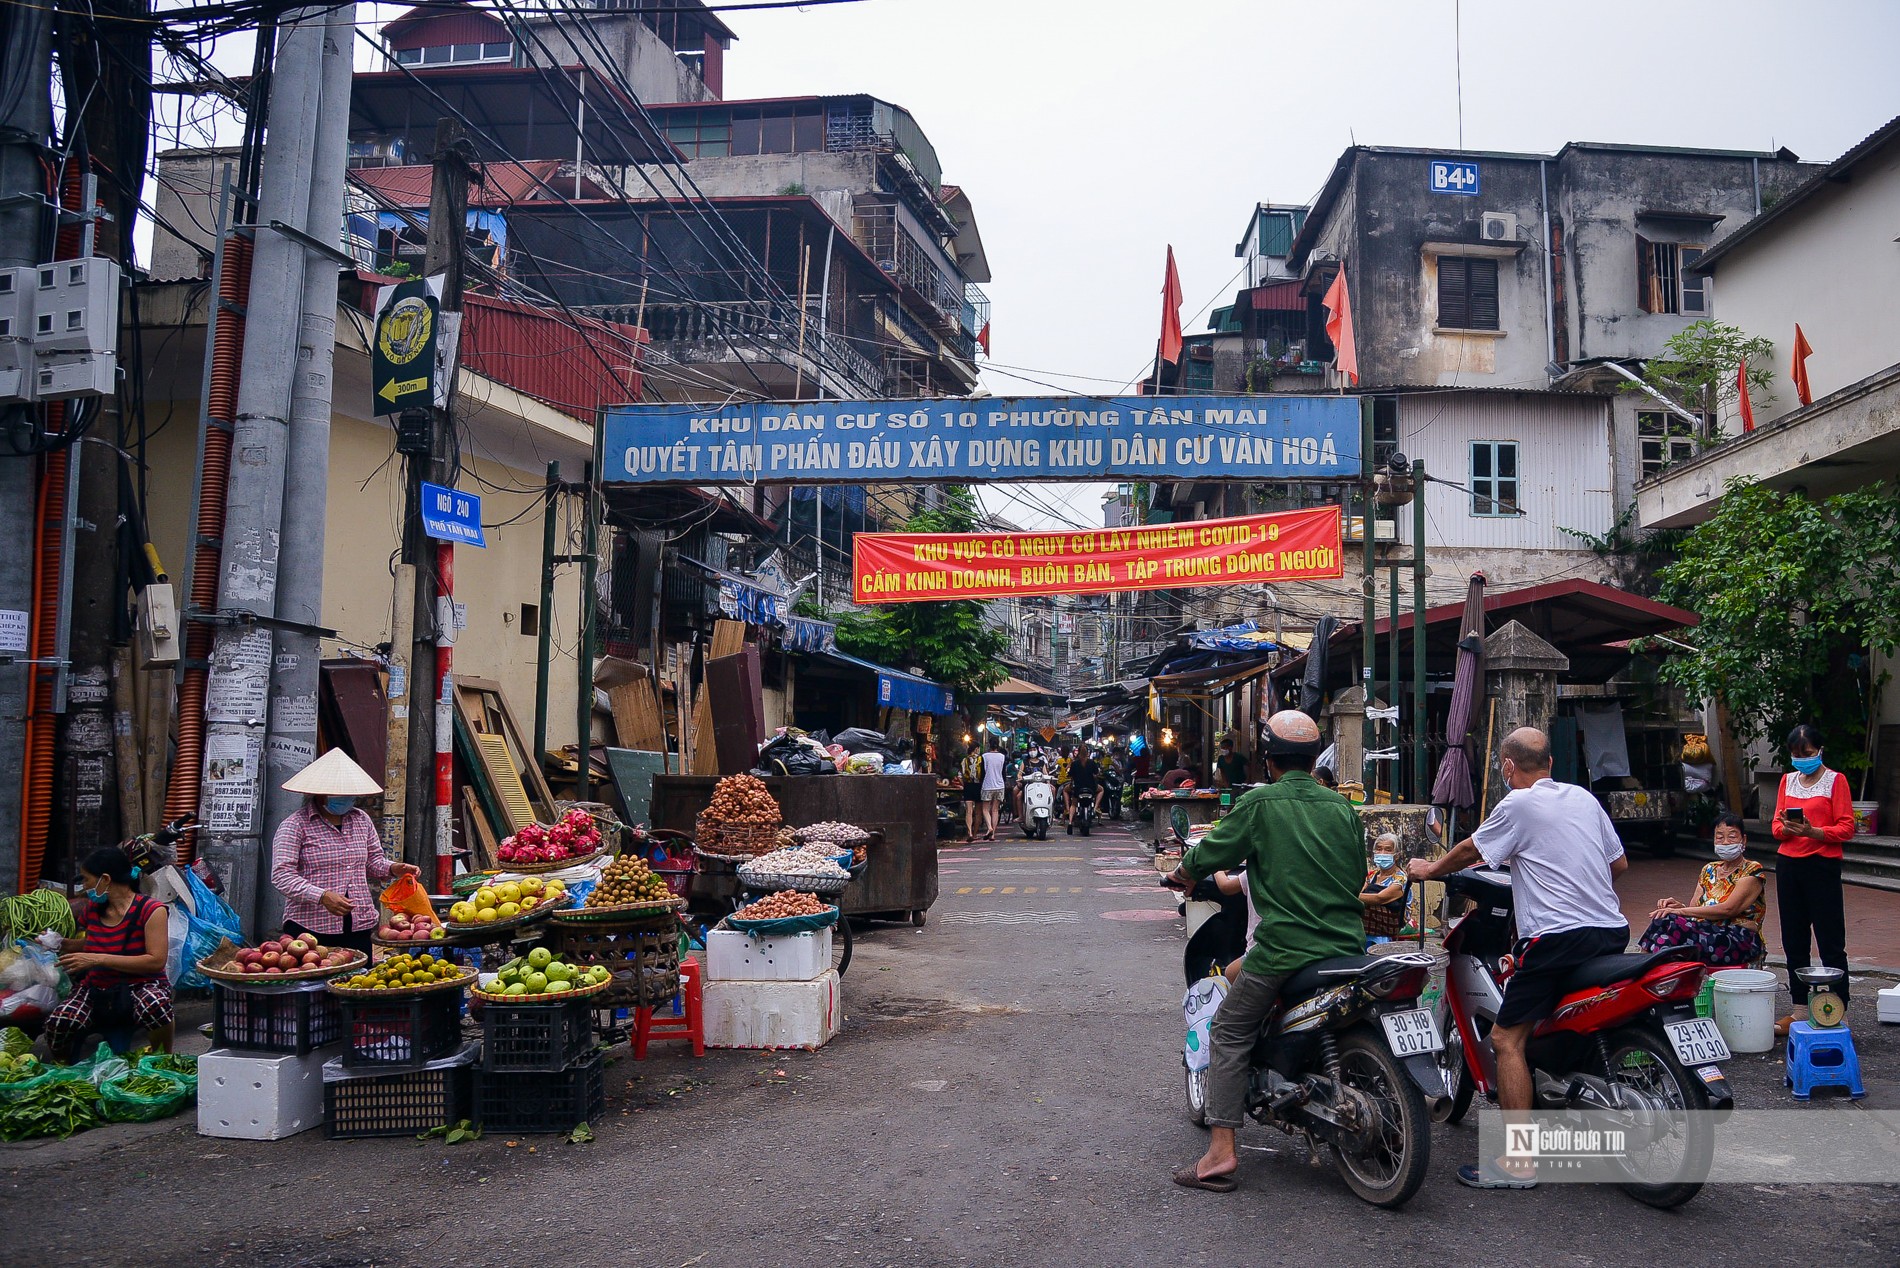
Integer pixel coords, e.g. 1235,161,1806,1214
197,1045,338,1140
705,927,833,982
703,969,841,1050
1878,985,1900,1025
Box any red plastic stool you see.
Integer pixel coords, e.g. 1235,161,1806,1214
633,956,704,1058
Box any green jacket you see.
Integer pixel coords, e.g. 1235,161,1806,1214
1181,770,1367,976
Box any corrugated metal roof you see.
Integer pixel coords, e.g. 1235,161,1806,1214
456,293,646,422
351,161,618,208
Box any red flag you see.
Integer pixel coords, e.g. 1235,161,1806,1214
1737,359,1756,432
1322,265,1359,386
1158,246,1184,366
1791,324,1813,406
977,321,991,358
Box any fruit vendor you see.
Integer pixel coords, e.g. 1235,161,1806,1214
271,750,419,953
47,846,174,1061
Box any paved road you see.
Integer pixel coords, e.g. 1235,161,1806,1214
5,817,1900,1266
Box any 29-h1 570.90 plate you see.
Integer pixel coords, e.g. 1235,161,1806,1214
1380,1008,1445,1057
1663,1017,1732,1064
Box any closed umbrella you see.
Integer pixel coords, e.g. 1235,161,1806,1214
1299,615,1337,715
1429,574,1488,811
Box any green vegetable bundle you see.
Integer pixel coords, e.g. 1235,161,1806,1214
0,890,78,941
0,1079,100,1140
99,1070,193,1123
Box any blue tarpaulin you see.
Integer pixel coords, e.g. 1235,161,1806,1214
1188,620,1281,653
806,649,955,715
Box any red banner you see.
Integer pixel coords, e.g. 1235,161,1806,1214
852,505,1344,605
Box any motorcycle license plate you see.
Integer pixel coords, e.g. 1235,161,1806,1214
1380,1008,1443,1057
1664,1017,1731,1064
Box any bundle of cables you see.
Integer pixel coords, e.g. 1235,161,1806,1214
0,892,78,943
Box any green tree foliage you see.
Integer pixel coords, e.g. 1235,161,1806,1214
1657,479,1900,777
1633,320,1778,441
833,487,1009,697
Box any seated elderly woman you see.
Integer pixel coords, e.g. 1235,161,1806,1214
1639,813,1766,966
1360,833,1407,945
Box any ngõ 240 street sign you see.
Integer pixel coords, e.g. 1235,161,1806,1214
601,395,1362,485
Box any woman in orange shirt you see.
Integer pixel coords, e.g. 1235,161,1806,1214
1771,723,1855,1034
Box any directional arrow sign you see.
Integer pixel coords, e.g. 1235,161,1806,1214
371,277,441,416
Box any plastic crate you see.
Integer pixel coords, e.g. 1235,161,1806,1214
480,998,595,1073
476,1051,606,1134
213,982,346,1055
339,989,465,1068
323,1042,477,1140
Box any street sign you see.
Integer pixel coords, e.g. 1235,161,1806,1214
419,481,485,547
601,394,1363,486
1429,160,1481,196
371,277,441,416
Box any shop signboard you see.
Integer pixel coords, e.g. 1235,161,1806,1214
852,505,1344,605
371,277,442,416
600,394,1361,485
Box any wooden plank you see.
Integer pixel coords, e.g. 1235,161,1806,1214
707,647,764,775
690,688,718,776
475,733,536,832
462,786,498,870
320,659,388,776
610,681,667,752
710,619,747,659
458,675,557,822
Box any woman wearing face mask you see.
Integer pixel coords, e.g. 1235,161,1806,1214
1638,812,1765,966
46,846,173,1061
1771,723,1855,1033
1359,833,1407,946
271,750,419,953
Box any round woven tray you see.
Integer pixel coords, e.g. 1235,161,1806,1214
326,964,475,998
371,938,454,958
550,895,685,925
197,948,366,985
442,895,570,937
694,817,782,857
735,868,850,896
468,973,614,1006
493,845,606,875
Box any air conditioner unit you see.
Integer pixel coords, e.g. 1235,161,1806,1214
1481,212,1518,242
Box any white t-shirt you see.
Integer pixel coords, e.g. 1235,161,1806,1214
1471,777,1626,938
981,750,1006,792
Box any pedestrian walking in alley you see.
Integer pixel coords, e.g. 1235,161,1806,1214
979,736,1006,840
1772,724,1855,1036
271,750,420,953
960,744,984,839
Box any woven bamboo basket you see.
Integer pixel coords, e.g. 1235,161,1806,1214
550,917,683,1009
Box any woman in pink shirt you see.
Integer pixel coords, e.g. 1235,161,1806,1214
271,750,418,952
1771,723,1855,1034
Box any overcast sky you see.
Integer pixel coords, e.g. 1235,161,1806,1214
724,0,1900,530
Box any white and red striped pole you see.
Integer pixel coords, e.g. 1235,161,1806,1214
433,540,455,892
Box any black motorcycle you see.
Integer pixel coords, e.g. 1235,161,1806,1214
1066,786,1096,836
1102,762,1125,820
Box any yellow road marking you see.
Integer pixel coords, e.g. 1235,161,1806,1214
956,887,973,895
980,887,995,894
1001,887,1017,894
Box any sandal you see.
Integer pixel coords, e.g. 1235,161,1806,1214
1457,1162,1537,1190
1172,1164,1238,1193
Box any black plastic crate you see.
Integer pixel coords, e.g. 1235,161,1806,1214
476,1051,605,1134
213,983,346,1055
339,989,464,1068
480,999,595,1073
324,1046,476,1139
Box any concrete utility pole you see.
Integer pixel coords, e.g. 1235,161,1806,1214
0,0,54,892
401,118,475,872
57,0,155,872
197,12,324,927
256,4,356,931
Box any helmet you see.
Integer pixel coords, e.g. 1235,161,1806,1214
1262,709,1324,759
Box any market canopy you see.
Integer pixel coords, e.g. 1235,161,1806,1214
798,648,956,715
974,675,1066,702
1152,655,1277,700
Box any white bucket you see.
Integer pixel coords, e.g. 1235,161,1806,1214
1710,968,1779,1053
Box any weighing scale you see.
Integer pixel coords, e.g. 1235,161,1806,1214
1798,966,1848,1027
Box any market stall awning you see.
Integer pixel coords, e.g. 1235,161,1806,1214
974,675,1066,703
1152,655,1277,699
800,649,956,715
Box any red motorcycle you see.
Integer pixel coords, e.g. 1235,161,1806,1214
1431,867,1732,1209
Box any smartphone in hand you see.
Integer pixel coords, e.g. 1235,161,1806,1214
1784,807,1807,824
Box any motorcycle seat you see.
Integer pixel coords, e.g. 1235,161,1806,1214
1558,947,1692,993
1279,954,1381,1004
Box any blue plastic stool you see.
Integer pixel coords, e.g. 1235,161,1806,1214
1784,1020,1864,1101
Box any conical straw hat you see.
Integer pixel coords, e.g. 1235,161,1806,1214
281,748,383,796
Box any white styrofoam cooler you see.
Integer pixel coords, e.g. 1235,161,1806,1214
705,927,832,982
1878,984,1900,1024
703,969,841,1050
197,1046,338,1140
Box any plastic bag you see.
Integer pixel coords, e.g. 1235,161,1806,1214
1183,975,1228,1073
1,940,61,993
75,1041,131,1086
379,873,434,920
98,1067,193,1123
171,866,244,990
0,983,57,1025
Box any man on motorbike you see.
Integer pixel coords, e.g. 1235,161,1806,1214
1163,710,1367,1192
1407,726,1630,1190
1064,746,1103,821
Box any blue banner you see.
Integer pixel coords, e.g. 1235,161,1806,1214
419,481,485,547
601,394,1363,486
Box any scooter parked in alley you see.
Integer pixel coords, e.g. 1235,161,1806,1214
1431,866,1731,1209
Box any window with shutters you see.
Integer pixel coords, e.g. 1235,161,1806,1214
1469,441,1519,516
1437,256,1500,331
1636,237,1709,315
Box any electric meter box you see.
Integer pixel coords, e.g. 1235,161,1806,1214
31,257,120,355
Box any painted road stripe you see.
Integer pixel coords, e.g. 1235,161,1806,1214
939,910,1080,926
